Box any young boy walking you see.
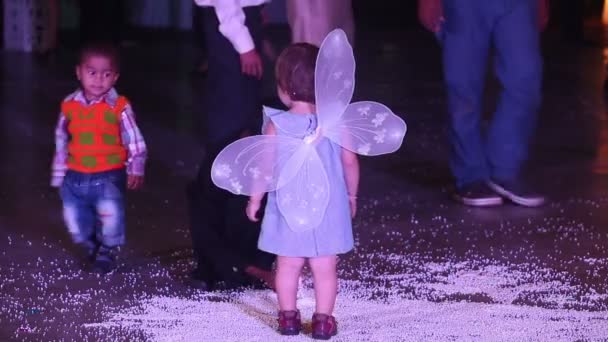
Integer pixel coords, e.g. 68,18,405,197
51,42,147,274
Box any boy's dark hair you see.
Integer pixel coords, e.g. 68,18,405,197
275,43,319,103
78,41,121,72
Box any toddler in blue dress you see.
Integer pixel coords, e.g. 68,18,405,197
211,29,406,339
246,42,359,339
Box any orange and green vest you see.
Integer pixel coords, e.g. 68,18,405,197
62,96,128,173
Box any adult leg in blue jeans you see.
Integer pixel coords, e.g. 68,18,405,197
441,2,497,206
485,0,544,207
422,0,546,207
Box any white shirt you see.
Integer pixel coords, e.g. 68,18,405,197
194,0,270,54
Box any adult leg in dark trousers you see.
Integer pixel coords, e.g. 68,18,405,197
188,6,275,290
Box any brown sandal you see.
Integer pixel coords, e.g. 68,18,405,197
278,310,302,335
311,313,338,340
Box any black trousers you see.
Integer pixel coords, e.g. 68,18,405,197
188,6,274,285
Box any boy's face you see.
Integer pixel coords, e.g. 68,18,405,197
75,55,119,101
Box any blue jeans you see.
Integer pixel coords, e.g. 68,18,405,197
440,0,542,188
60,169,127,248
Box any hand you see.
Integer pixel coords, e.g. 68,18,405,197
51,176,63,188
538,0,549,31
127,175,144,190
246,199,261,222
349,196,357,218
239,49,263,79
418,0,444,33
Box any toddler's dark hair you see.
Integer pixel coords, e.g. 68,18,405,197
78,41,121,72
275,43,319,103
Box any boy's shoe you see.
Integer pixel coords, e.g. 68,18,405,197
487,180,545,207
92,246,116,274
80,240,100,263
311,313,337,340
278,310,302,336
453,181,503,207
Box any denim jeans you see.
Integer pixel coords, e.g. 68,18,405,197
440,0,542,188
60,169,127,248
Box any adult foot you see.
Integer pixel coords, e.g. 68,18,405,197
189,274,213,291
487,179,545,207
453,181,503,207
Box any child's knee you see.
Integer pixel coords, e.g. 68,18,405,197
96,199,125,246
309,255,338,273
96,200,122,225
62,205,82,238
278,256,306,273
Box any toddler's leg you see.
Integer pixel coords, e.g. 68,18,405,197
95,175,126,248
276,256,306,311
95,197,125,248
60,176,95,250
309,255,339,339
92,172,127,274
309,255,338,315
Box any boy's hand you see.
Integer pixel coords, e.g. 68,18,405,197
127,175,144,190
51,176,63,188
417,0,444,33
246,199,261,222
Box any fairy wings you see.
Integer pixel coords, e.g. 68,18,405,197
210,29,407,232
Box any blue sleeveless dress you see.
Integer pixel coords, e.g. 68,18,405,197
258,111,354,257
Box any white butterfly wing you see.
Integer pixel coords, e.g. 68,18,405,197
276,143,330,232
213,29,405,233
315,29,355,130
211,135,304,196
324,101,407,156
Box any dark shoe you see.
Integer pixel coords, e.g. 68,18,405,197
487,180,545,207
212,280,248,292
453,182,503,207
189,275,213,291
91,246,116,274
278,310,302,336
188,274,242,292
311,313,338,340
80,240,100,263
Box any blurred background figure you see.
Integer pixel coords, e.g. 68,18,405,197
191,4,208,75
286,0,355,46
40,0,60,56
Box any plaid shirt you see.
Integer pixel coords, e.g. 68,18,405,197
51,88,147,187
